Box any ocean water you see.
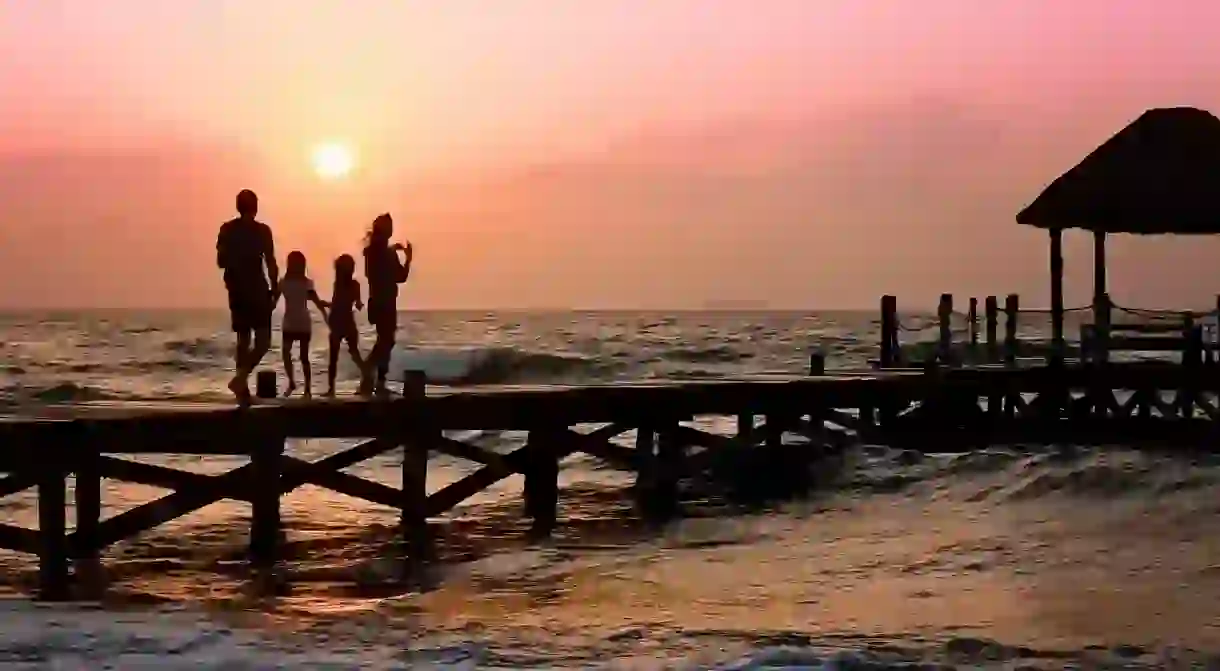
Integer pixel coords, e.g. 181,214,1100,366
2,309,1218,669
0,308,1070,406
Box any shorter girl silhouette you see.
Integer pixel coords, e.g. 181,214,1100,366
326,254,365,397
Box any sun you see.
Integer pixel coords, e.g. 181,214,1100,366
311,142,355,179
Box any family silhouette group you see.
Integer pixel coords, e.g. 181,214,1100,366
215,189,413,405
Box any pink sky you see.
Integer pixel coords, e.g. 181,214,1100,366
3,0,1220,310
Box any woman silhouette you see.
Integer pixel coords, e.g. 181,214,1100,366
360,213,412,396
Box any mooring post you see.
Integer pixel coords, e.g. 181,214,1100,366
37,446,69,602
808,352,825,376
937,293,953,366
879,295,898,368
984,296,998,364
248,428,284,585
968,297,979,348
1003,294,1019,367
523,427,560,538
401,371,432,572
255,370,277,399
73,435,103,599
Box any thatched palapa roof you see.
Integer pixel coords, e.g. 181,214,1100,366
1017,106,1220,234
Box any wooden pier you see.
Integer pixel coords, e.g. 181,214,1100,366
7,105,1220,602
2,361,1220,601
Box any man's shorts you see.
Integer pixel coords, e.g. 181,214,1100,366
227,286,273,333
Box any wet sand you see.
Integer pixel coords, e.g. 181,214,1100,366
2,446,1220,668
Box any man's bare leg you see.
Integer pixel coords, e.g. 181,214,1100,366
229,328,270,404
229,331,253,400
248,326,273,376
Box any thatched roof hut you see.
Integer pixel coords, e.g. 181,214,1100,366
1018,106,1220,235
1016,106,1220,357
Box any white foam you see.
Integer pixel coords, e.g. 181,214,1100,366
390,347,493,384
0,600,439,670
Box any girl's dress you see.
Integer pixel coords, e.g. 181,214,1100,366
280,275,315,337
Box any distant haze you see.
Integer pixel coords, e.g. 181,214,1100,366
3,0,1220,310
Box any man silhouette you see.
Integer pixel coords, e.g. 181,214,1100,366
216,189,279,404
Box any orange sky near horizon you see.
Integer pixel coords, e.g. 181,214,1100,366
3,0,1220,310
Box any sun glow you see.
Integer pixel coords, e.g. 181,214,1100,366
311,142,355,179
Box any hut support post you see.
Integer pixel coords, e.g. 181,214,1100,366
1093,231,1110,364
1049,228,1065,366
937,293,953,366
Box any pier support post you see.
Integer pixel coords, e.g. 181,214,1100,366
248,429,284,584
37,450,69,602
968,297,979,348
401,372,433,573
764,411,784,448
635,423,681,524
634,425,658,520
736,413,754,442
879,295,898,368
654,426,682,522
523,428,560,538
984,296,998,364
73,441,103,599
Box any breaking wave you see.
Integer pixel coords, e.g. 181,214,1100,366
389,346,618,386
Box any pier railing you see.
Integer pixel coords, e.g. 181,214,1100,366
878,293,1220,369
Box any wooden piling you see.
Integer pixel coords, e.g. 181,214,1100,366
937,293,954,366
73,441,103,598
1003,294,1020,366
984,296,999,364
736,413,754,442
880,295,898,368
401,371,432,568
37,454,69,601
654,426,683,521
248,430,284,574
523,428,560,538
633,425,659,522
